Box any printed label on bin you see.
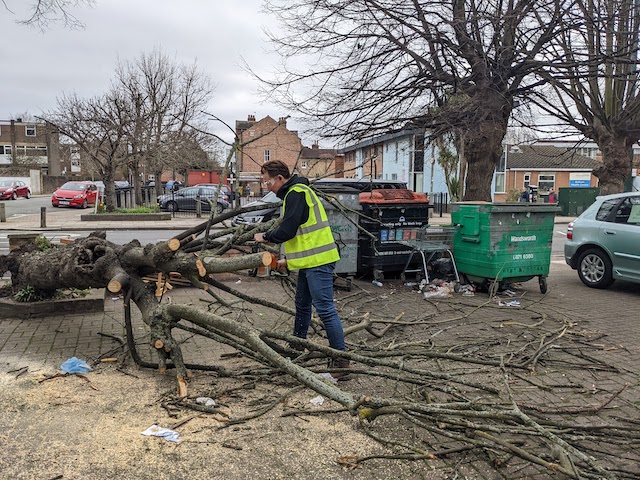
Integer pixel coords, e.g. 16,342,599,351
511,234,537,242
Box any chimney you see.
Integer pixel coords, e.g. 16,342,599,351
312,142,319,149
278,116,287,127
16,117,23,123
247,114,255,122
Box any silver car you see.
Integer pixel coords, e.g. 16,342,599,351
565,192,640,288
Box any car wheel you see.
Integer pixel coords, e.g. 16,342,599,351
167,201,178,212
82,199,88,209
52,203,58,208
11,192,17,200
216,202,224,214
25,190,31,199
577,248,614,289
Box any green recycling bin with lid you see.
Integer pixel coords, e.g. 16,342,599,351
451,202,558,296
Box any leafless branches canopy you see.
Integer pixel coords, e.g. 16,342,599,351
44,48,216,210
258,0,568,200
532,0,640,194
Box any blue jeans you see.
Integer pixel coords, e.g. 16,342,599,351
294,262,346,351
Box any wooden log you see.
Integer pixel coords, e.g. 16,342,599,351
107,272,130,293
196,258,206,277
167,238,181,251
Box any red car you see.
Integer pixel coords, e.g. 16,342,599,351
0,180,31,200
52,181,99,208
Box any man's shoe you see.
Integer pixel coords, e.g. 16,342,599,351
328,358,352,381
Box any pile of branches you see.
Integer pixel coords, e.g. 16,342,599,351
2,203,638,479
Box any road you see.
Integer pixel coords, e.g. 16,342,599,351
0,195,52,218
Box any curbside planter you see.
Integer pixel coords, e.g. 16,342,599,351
0,290,105,319
80,213,172,222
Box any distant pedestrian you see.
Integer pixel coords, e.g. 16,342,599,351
520,189,530,202
547,188,557,203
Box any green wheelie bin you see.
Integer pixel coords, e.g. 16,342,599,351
451,202,558,296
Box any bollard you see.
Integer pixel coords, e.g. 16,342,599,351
196,193,202,218
40,206,47,228
0,202,5,222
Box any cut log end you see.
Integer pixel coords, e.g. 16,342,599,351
261,251,271,266
177,377,188,398
196,258,206,277
154,339,164,349
167,238,181,251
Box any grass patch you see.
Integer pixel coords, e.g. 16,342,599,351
99,206,161,214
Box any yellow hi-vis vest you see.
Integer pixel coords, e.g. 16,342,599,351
282,184,340,270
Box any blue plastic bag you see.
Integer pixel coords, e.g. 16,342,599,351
60,356,92,374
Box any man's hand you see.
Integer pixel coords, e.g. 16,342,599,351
254,232,266,243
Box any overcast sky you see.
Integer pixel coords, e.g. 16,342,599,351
0,1,306,145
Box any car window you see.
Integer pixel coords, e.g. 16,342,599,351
620,197,640,225
595,199,619,222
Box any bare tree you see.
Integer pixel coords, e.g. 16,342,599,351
532,0,640,194
45,90,130,210
114,48,216,200
256,0,569,200
3,0,94,30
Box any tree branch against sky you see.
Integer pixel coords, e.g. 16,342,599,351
3,0,94,30
532,0,640,194
257,0,570,200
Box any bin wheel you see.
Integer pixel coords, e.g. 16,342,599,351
373,269,384,281
454,282,461,293
488,281,499,298
539,276,548,294
400,273,406,282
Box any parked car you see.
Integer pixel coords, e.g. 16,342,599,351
158,186,230,214
52,181,100,208
115,180,132,190
231,191,281,226
165,180,184,192
231,178,408,226
0,180,31,200
565,192,640,288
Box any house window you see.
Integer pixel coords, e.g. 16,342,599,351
301,160,307,169
494,151,506,193
391,173,398,180
25,125,37,136
0,145,11,155
249,130,255,137
264,149,270,162
494,173,505,193
538,174,555,194
523,173,531,189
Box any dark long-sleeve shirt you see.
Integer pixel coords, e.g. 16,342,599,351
263,175,310,244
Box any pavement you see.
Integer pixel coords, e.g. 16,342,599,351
0,203,576,233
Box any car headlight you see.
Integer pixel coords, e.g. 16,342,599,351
52,192,58,198
74,194,84,199
6,188,13,193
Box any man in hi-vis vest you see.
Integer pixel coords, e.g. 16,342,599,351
253,160,350,380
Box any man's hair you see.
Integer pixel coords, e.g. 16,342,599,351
261,160,291,179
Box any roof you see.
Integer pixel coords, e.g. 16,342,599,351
338,127,424,153
301,146,339,160
506,145,600,170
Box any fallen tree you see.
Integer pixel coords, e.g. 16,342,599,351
1,209,638,479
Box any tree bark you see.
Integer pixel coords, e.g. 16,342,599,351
592,130,634,195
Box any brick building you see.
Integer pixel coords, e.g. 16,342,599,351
0,119,61,174
235,115,342,193
493,145,600,201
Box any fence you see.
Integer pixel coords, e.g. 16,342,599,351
431,192,450,217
